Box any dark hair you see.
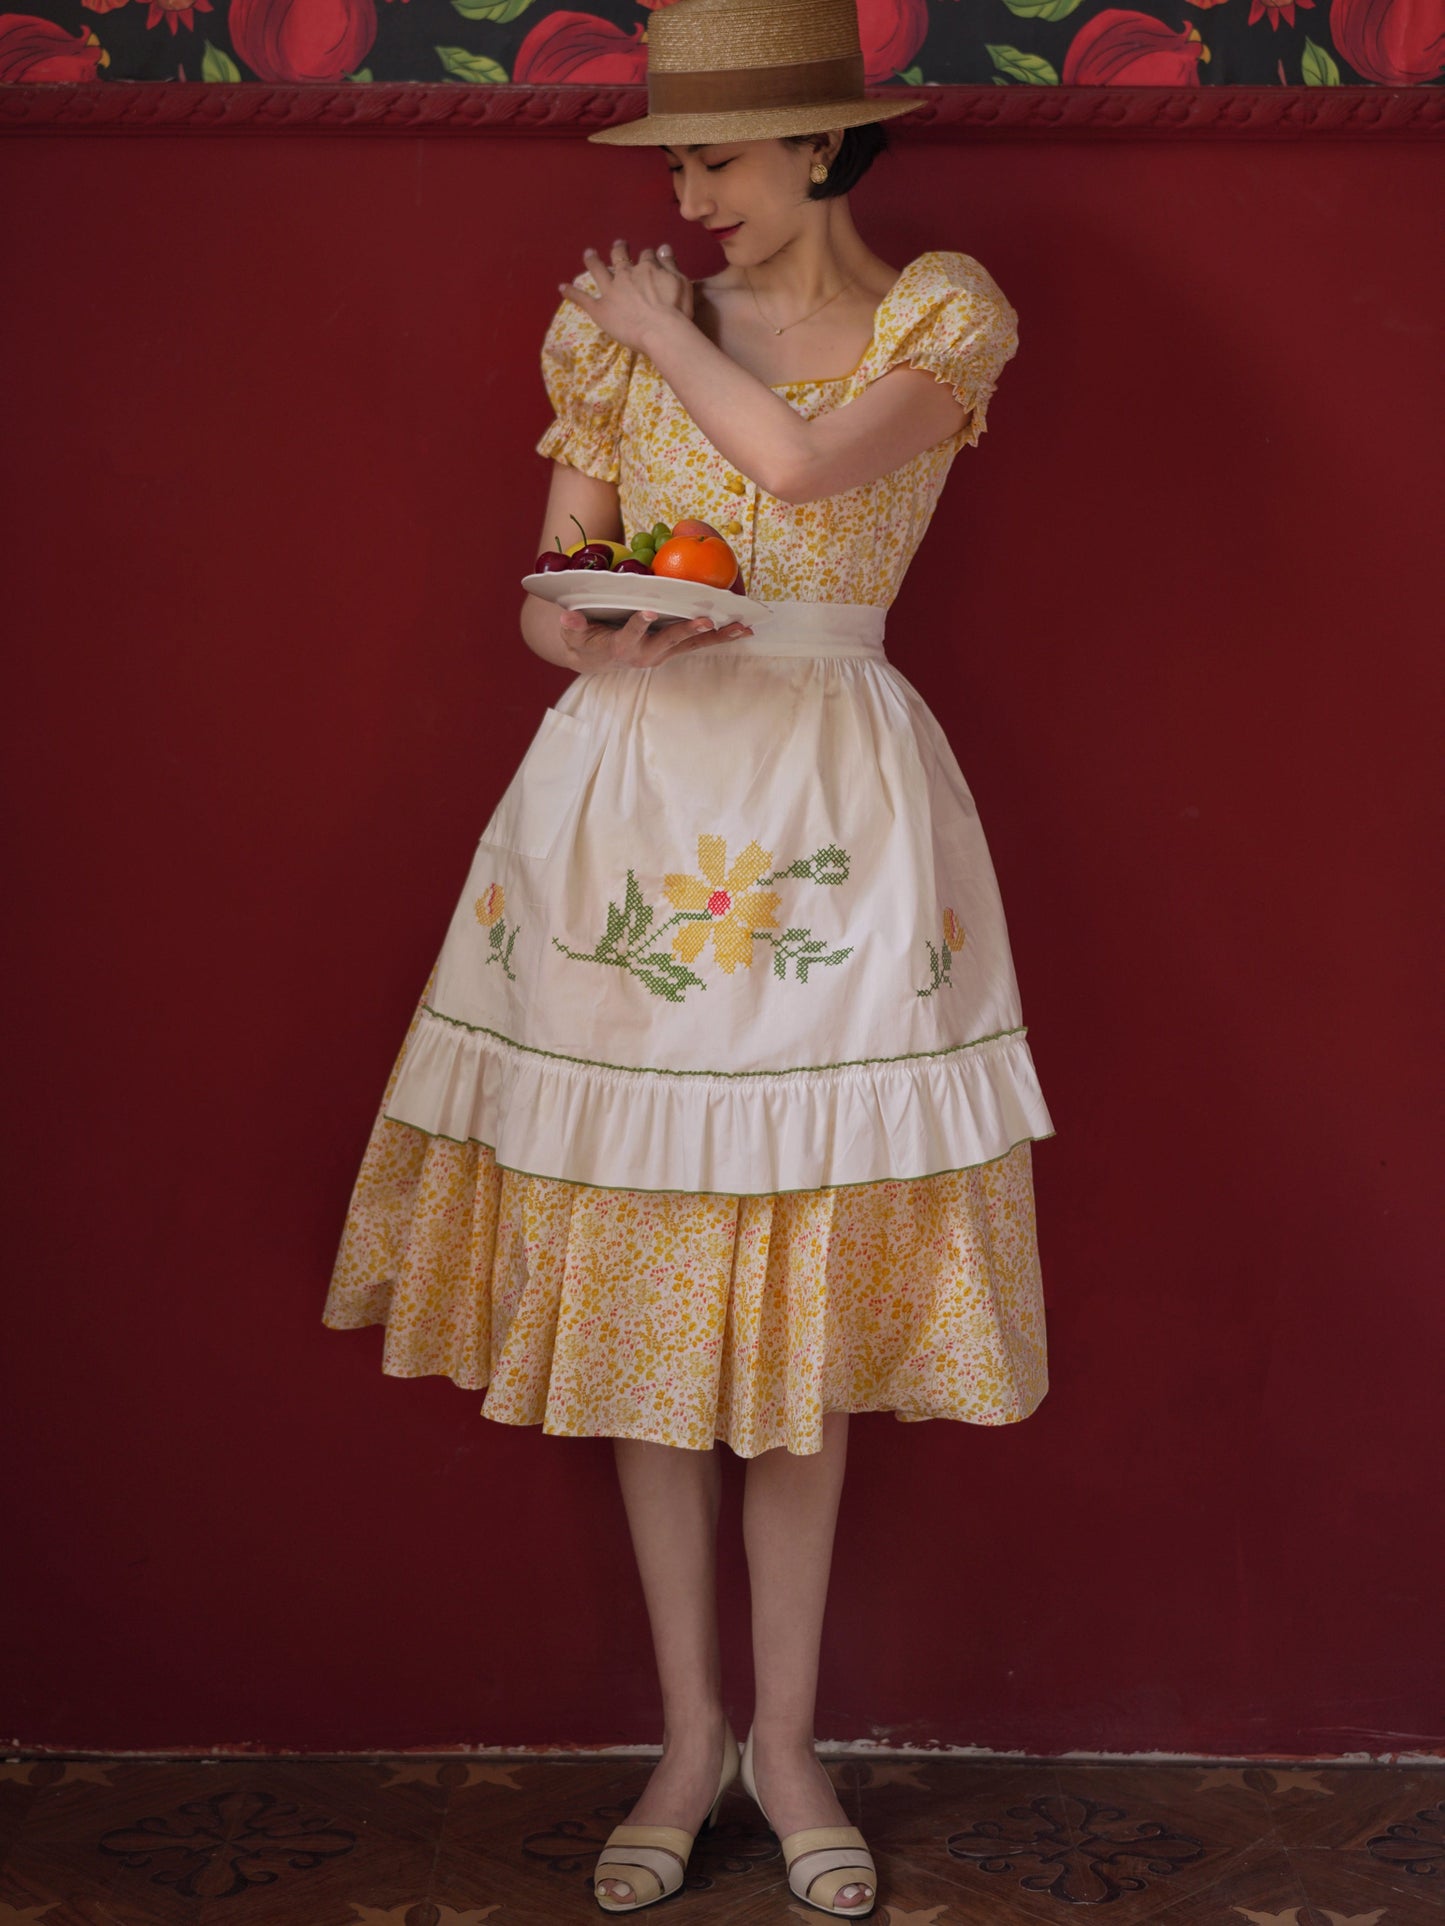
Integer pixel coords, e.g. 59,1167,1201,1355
782,122,890,200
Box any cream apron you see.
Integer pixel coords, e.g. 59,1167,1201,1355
385,600,1054,1196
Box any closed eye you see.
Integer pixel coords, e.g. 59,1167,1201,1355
667,161,733,174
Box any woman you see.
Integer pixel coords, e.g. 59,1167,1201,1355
322,0,1054,1914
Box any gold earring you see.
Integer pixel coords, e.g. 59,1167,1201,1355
809,161,829,184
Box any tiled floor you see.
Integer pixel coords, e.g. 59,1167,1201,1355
1,1752,1441,1924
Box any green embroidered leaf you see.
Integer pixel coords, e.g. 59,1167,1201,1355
632,954,706,1002
811,844,850,885
487,921,505,950
639,952,704,982
917,940,946,998
767,928,855,983
613,870,656,950
797,955,855,986
773,844,851,886
797,947,853,983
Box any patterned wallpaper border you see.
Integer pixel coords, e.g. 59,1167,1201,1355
3,78,1443,133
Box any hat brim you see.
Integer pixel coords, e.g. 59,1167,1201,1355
587,94,927,147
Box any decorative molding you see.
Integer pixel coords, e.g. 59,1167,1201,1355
2,82,1441,139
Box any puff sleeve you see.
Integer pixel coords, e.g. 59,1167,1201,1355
866,252,1019,452
533,269,637,483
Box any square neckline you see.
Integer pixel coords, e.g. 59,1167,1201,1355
688,252,932,392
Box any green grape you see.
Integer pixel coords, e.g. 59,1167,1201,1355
652,523,672,544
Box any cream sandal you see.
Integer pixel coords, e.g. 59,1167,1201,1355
593,1722,741,1913
739,1725,877,1917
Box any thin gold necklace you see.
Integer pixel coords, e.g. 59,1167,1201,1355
743,266,856,336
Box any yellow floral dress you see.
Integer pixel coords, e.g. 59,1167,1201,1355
322,250,1054,1457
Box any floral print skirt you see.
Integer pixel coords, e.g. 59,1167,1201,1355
322,999,1049,1459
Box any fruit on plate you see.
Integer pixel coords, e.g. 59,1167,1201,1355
530,512,749,596
565,535,631,566
651,530,738,590
631,519,745,593
627,522,675,569
532,515,625,574
562,514,622,571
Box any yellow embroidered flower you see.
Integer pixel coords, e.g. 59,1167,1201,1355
943,907,965,950
475,883,506,928
663,835,781,975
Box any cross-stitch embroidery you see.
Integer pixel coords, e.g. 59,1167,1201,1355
552,834,854,1004
475,882,519,982
917,906,966,997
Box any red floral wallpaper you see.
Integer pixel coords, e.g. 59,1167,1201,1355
2,0,1441,89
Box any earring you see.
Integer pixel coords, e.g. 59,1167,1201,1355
809,161,829,184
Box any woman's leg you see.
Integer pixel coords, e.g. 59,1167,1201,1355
596,1435,732,1905
742,1410,872,1910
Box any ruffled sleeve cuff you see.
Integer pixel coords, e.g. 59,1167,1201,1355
534,270,637,483
866,252,1020,452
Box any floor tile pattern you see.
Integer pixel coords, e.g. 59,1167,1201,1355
0,1753,1439,1924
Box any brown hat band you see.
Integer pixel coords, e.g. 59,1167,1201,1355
649,52,866,117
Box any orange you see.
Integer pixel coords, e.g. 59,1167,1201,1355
651,533,737,589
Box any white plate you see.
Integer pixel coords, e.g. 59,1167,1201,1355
522,570,771,630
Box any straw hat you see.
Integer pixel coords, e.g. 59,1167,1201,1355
587,0,928,148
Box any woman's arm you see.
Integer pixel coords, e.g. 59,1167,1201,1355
522,460,624,668
563,244,970,507
637,308,969,505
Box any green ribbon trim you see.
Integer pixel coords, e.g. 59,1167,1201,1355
415,1001,1029,1082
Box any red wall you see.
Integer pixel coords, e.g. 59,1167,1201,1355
2,126,1440,1757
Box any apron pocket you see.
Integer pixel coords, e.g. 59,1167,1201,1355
480,705,597,860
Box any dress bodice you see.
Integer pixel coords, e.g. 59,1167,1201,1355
534,249,1018,610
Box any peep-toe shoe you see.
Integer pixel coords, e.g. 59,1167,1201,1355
593,1721,741,1913
739,1725,877,1917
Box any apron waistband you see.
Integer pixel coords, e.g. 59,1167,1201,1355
699,599,888,661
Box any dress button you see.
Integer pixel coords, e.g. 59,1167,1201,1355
722,520,743,536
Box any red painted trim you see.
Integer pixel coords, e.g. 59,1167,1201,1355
1,82,1442,138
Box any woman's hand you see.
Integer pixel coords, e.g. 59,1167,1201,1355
559,239,694,350
558,605,753,674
